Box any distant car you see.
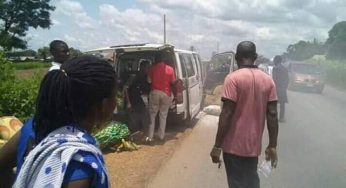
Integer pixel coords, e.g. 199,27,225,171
288,62,325,93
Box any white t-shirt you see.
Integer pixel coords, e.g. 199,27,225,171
49,62,61,71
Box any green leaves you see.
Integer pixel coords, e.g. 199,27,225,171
0,54,15,81
310,59,346,89
0,0,55,50
284,39,325,61
0,55,42,122
0,73,42,122
284,21,346,61
94,121,130,150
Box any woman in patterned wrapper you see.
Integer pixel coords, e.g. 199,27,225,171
0,55,117,188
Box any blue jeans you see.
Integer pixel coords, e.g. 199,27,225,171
223,153,260,188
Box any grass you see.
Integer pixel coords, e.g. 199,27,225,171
12,61,50,70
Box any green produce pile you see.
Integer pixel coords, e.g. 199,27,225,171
94,121,140,151
94,121,130,150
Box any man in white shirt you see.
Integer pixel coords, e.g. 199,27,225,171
49,40,70,71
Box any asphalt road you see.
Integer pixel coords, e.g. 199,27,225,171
147,86,346,188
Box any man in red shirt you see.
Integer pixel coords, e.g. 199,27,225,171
210,41,279,188
147,55,176,142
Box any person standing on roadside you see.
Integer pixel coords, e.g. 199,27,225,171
147,54,176,143
272,55,289,122
210,41,279,188
0,40,71,188
1,55,116,187
49,40,70,71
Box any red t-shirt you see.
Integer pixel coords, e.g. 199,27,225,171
222,68,277,157
149,62,176,97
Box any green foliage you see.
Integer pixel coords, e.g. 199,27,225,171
37,46,51,60
326,41,346,60
0,74,42,121
309,59,346,89
94,121,130,150
0,54,15,81
284,21,346,61
325,21,346,60
0,55,43,121
326,21,346,45
0,0,55,50
284,39,325,61
12,61,50,70
5,49,37,58
37,46,82,60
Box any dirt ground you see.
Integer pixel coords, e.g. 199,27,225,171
104,123,193,188
204,85,223,106
105,85,224,188
15,68,48,78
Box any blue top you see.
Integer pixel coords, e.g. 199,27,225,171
16,119,94,182
16,118,35,176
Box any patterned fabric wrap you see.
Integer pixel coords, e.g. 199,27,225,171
13,125,109,188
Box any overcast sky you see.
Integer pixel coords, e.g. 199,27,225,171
26,0,346,59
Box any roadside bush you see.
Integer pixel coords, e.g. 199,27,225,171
0,55,15,81
0,74,42,121
12,61,50,70
310,59,346,89
0,55,43,121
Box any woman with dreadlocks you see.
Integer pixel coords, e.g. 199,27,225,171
2,55,116,188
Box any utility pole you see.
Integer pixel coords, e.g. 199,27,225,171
164,14,166,44
217,41,219,53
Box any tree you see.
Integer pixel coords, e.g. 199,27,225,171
22,49,37,57
5,49,37,59
326,40,346,60
283,39,325,61
0,0,55,50
255,55,271,65
37,46,50,61
326,21,346,60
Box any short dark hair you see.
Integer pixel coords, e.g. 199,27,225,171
33,55,116,142
140,60,150,68
235,41,257,60
49,40,68,52
274,55,283,64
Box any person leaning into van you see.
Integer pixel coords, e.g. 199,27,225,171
147,55,176,142
127,60,151,133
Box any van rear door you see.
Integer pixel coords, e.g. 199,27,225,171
193,54,204,107
178,53,202,119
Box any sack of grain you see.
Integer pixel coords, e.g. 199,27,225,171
203,105,221,116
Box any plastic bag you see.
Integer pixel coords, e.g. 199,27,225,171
258,160,272,178
203,105,221,116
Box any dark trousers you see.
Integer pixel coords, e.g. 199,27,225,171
279,102,285,120
128,107,150,133
223,153,260,188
